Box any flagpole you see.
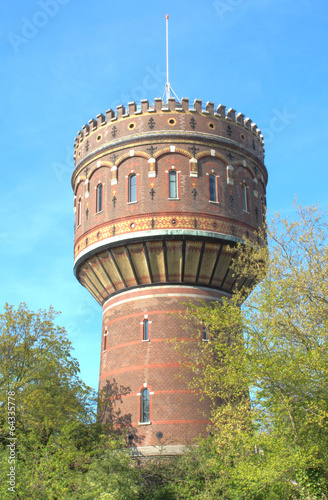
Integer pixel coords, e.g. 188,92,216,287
165,14,170,102
162,14,180,103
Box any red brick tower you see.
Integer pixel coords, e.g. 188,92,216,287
72,98,267,455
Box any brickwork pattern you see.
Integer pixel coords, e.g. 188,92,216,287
100,286,222,446
71,98,268,449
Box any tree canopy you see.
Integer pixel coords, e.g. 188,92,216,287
0,303,100,498
174,205,328,499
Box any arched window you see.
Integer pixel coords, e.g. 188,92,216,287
141,388,150,422
96,183,103,213
209,174,217,202
143,319,149,341
77,197,82,226
129,174,137,203
169,170,177,198
242,183,248,212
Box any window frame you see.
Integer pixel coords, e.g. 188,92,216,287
242,183,248,212
261,196,266,223
96,183,103,213
77,197,82,227
143,319,149,341
168,170,178,199
103,329,108,352
209,174,219,202
128,173,137,203
140,388,150,423
202,323,209,341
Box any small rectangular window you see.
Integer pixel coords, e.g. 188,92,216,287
202,323,208,341
143,319,149,341
96,184,103,212
169,171,177,198
209,174,217,201
242,184,248,212
141,388,150,422
261,198,266,223
129,174,137,202
77,198,82,226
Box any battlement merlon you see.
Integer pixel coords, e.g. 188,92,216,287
73,98,265,148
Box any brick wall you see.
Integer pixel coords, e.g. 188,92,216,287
99,286,224,446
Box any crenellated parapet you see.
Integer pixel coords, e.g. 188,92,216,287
73,98,265,169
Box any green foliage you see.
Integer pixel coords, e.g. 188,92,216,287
0,303,99,499
0,303,95,433
77,446,143,499
174,205,328,498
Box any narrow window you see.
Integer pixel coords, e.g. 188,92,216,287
169,170,177,198
96,183,103,212
202,323,208,341
141,388,150,422
209,174,217,201
129,174,137,203
143,319,149,341
77,197,82,226
242,184,248,212
261,197,266,223
103,330,108,351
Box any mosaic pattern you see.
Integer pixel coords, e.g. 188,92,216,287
74,213,255,260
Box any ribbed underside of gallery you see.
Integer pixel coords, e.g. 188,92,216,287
75,235,254,304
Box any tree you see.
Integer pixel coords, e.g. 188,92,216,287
0,303,99,498
175,205,328,499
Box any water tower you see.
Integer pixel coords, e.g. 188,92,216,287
71,93,267,455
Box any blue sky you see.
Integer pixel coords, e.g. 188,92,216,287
1,0,327,391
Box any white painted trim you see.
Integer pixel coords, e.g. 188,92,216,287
102,287,226,315
74,229,243,268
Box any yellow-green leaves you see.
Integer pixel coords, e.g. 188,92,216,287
176,205,328,498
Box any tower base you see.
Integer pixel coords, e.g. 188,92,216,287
99,285,229,447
